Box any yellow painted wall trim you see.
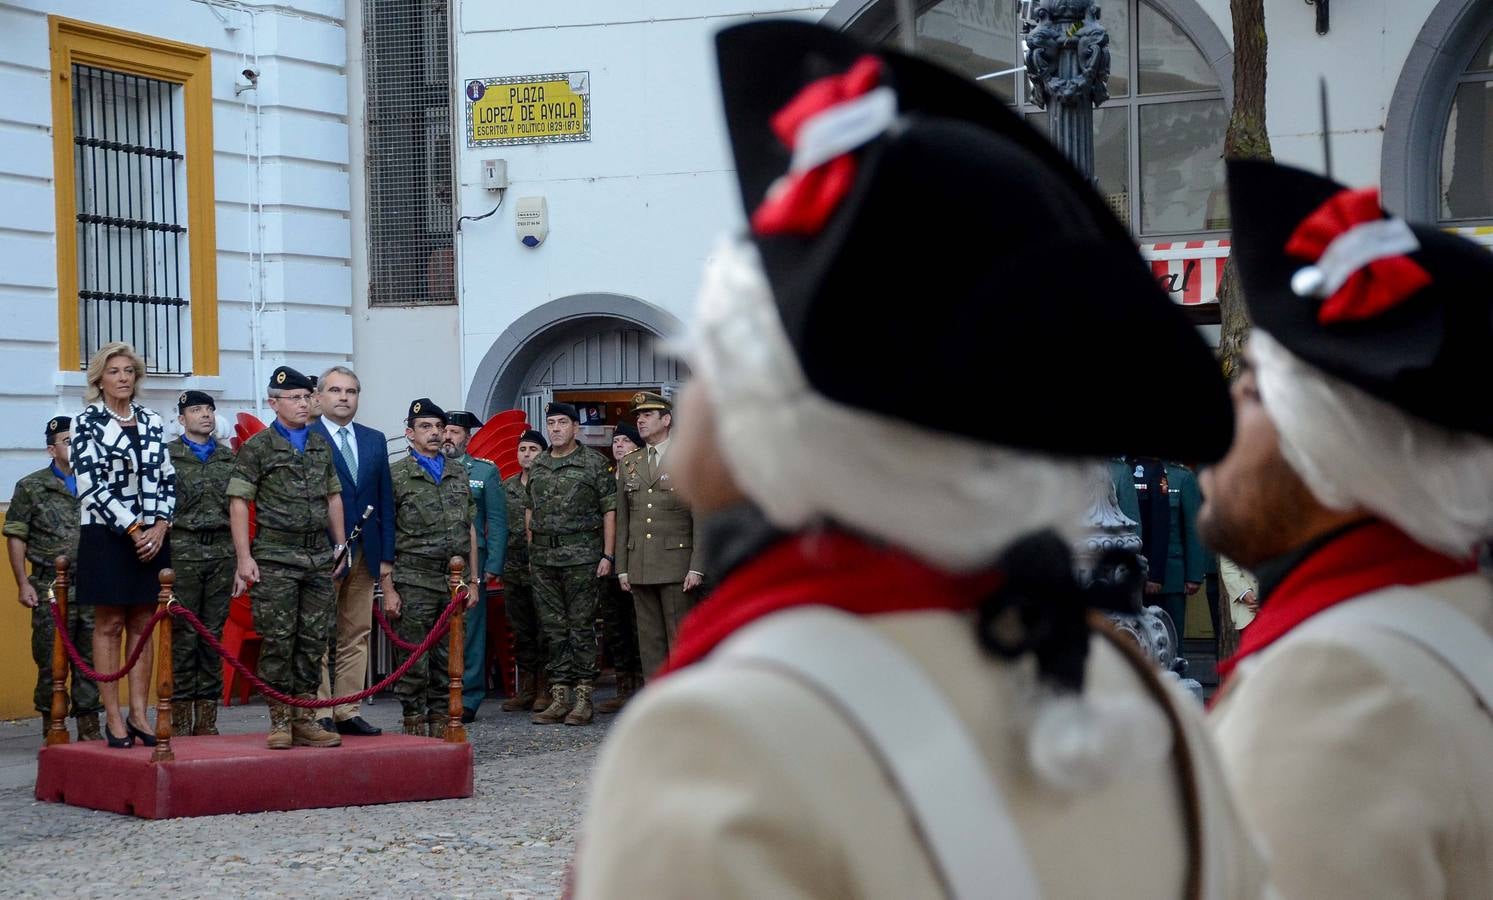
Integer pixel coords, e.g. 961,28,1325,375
48,16,219,376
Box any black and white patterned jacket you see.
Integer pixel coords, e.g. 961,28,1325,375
71,402,176,532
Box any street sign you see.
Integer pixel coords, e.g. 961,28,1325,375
464,72,590,147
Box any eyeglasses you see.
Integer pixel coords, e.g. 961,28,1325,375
275,393,312,404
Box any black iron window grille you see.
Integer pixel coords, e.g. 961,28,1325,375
72,63,190,374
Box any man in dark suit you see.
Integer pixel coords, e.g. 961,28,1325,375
312,365,395,736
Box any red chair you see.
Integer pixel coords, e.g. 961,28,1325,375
221,593,262,705
485,585,517,698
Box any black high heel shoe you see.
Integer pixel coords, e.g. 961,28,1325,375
125,716,157,747
106,722,134,749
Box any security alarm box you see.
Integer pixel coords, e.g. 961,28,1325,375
516,196,548,248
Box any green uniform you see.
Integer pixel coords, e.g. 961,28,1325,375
226,427,341,697
1108,456,1142,528
502,472,543,673
168,439,236,700
460,454,506,710
390,453,475,717
1158,462,1206,635
525,445,615,685
4,467,98,717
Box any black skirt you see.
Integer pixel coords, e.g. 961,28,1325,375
73,524,172,607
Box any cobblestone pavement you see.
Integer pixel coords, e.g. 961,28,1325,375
0,687,618,899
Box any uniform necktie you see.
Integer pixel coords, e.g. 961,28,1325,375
338,427,357,485
647,445,658,480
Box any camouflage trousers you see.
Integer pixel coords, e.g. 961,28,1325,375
251,557,335,696
601,577,641,675
30,574,101,716
391,575,452,717
532,562,602,685
503,560,545,673
170,553,234,700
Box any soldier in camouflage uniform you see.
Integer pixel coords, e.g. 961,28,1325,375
526,402,616,726
500,429,548,713
167,391,235,737
4,416,101,741
228,366,347,750
385,399,477,736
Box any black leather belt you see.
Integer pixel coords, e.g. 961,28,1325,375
256,527,328,550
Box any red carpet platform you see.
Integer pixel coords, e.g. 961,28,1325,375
35,733,473,819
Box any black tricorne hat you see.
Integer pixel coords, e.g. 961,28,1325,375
519,429,549,451
546,402,579,423
178,390,215,413
447,410,483,430
1227,159,1493,438
406,398,447,425
714,21,1232,462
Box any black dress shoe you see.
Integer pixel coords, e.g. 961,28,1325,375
460,708,477,724
106,723,134,749
317,717,336,734
125,716,156,747
335,716,382,736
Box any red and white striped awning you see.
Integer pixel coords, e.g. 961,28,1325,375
1141,239,1230,306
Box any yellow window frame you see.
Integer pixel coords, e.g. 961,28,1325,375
48,16,218,375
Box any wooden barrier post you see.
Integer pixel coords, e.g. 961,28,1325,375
46,555,71,746
152,569,176,763
446,556,467,744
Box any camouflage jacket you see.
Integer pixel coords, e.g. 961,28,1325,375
525,445,615,567
391,454,475,576
168,439,235,561
226,426,340,565
502,473,530,568
2,467,79,574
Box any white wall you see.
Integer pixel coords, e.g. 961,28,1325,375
0,0,354,502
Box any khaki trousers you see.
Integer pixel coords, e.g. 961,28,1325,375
631,581,693,676
317,558,376,720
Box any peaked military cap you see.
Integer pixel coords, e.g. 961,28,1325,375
178,390,216,413
630,391,672,414
447,410,483,430
406,398,448,425
519,429,549,450
713,21,1232,462
546,401,580,423
1228,159,1493,437
613,423,643,448
270,365,315,393
45,416,70,442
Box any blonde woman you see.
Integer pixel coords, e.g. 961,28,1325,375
71,343,176,748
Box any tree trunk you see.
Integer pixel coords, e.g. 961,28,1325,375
1214,0,1272,662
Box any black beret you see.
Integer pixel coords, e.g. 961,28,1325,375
612,423,643,448
45,416,71,442
406,398,448,424
270,366,315,393
178,390,216,413
447,410,483,430
519,429,549,450
546,401,579,423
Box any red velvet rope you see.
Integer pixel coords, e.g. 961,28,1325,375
371,595,423,651
48,602,168,683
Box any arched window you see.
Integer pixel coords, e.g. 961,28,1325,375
1440,30,1493,222
875,0,1230,239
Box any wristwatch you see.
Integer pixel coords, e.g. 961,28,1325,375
601,554,615,564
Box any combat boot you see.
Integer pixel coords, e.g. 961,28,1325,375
267,701,293,750
596,672,639,715
530,673,551,713
501,670,536,712
193,700,219,736
75,712,102,742
427,713,447,739
402,714,428,736
564,683,595,726
171,700,194,737
291,700,342,747
531,684,572,724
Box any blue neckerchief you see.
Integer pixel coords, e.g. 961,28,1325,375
181,436,216,463
412,450,445,482
51,464,77,497
272,420,309,453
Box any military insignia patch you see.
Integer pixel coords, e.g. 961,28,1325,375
49,418,57,431
178,392,189,407
275,370,287,385
413,401,423,414
632,392,647,406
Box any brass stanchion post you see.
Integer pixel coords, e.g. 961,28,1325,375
446,557,467,744
46,555,71,746
152,569,176,762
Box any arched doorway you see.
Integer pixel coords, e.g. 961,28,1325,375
465,293,688,445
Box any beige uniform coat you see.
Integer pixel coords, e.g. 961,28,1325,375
577,610,1270,899
614,445,702,584
1211,574,1493,898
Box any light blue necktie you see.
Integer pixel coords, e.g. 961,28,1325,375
337,427,357,485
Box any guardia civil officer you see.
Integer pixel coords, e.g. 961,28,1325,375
1201,159,1493,897
442,409,506,722
576,21,1269,898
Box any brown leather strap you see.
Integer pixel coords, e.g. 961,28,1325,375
1089,611,1204,900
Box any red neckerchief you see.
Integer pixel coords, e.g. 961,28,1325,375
1217,520,1476,682
661,531,1003,675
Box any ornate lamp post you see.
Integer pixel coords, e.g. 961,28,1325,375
1023,0,1112,184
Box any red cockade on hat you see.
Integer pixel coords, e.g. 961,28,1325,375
1285,186,1432,325
751,55,893,237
